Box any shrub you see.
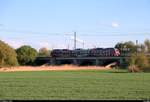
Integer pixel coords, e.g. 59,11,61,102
127,52,150,72
128,65,141,72
136,53,149,68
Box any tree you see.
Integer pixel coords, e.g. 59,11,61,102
135,44,145,53
144,39,150,53
0,40,18,67
16,45,38,65
38,47,50,57
115,41,137,56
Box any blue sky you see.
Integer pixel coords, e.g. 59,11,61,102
0,0,150,50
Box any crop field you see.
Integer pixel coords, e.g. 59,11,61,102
0,69,150,100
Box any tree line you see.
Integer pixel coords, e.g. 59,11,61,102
0,40,50,67
0,39,150,72
115,39,150,72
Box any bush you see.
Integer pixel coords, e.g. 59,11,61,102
128,65,141,72
127,52,150,72
136,53,149,68
0,40,18,67
16,45,38,65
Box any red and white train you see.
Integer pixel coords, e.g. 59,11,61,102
51,48,120,57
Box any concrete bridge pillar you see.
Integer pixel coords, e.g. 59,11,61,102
56,60,61,65
73,59,78,65
119,58,124,65
50,58,56,65
96,59,100,66
99,60,103,66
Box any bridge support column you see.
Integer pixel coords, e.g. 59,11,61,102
50,58,56,65
73,59,78,65
119,58,124,65
99,60,103,66
96,59,99,66
56,60,61,65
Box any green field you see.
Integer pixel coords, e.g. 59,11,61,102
0,69,150,100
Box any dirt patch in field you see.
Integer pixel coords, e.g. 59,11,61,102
0,65,111,72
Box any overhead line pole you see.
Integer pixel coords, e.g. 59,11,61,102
136,40,138,56
83,42,84,49
74,32,76,49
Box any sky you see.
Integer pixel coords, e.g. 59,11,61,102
0,0,150,50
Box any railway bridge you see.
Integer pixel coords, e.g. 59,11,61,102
35,56,129,66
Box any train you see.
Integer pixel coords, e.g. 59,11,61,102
51,48,120,58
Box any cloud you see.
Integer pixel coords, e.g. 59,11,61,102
111,22,119,28
98,21,120,28
1,39,25,49
39,42,50,49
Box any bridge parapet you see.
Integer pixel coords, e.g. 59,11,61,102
36,56,128,66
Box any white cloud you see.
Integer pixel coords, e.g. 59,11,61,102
39,42,50,49
111,22,119,28
50,44,69,49
1,39,24,49
98,21,120,28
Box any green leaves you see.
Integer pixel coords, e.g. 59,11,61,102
38,47,50,57
127,52,149,72
0,40,18,67
16,45,37,65
144,39,150,53
115,41,137,56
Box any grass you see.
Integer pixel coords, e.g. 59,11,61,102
0,69,150,100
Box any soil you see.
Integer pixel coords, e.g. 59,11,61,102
0,65,111,72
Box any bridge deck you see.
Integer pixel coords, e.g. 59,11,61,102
55,57,129,60
36,56,130,66
37,56,129,60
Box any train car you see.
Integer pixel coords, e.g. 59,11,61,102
114,48,120,56
51,47,120,58
61,49,72,57
71,49,90,57
89,48,103,57
104,48,120,56
89,48,120,57
51,49,62,57
78,49,90,57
